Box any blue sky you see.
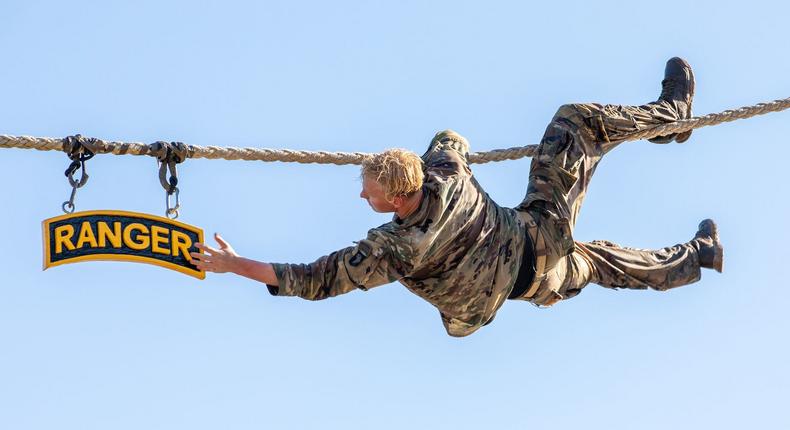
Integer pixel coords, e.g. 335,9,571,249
1,1,789,429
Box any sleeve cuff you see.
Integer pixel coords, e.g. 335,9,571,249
265,263,290,296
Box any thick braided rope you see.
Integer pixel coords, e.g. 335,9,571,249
1,97,788,165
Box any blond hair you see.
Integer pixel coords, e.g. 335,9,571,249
361,148,424,200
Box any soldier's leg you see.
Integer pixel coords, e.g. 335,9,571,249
512,58,696,306
572,239,702,294
548,219,723,302
531,237,703,305
517,58,694,229
526,238,704,306
512,99,690,305
518,100,683,228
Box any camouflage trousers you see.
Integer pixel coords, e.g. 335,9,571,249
512,101,704,306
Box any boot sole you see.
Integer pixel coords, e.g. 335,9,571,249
711,240,724,273
697,218,723,273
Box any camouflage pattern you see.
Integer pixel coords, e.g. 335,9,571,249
270,130,530,337
512,101,704,306
271,101,709,336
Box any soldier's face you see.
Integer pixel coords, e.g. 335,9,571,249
360,175,398,213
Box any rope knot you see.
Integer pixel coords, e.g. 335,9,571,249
151,141,188,196
63,134,97,177
150,140,189,164
60,134,98,213
62,134,97,185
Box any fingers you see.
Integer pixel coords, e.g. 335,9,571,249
192,235,233,274
214,233,230,249
190,245,210,270
195,242,219,254
190,251,213,272
190,251,209,262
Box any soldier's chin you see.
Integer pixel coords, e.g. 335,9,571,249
368,202,393,213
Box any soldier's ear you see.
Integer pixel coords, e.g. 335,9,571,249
390,195,404,208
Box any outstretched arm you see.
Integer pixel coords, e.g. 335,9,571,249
192,229,406,300
191,233,279,285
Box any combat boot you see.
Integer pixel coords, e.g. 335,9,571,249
694,219,723,273
648,57,695,144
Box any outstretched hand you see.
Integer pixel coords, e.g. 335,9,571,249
191,233,240,274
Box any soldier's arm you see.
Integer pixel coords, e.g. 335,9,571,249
194,229,406,300
267,229,406,300
421,129,472,176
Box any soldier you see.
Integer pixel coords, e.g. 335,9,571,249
191,57,723,337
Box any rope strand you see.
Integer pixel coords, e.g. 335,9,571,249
1,97,788,165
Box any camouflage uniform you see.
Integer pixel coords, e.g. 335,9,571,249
270,130,528,337
269,100,707,337
511,101,705,307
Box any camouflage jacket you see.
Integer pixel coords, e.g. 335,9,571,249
268,130,529,337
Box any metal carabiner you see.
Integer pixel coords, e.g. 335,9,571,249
62,158,89,214
165,187,180,219
62,185,78,214
154,142,186,219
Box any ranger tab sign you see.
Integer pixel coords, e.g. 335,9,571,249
42,210,205,279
